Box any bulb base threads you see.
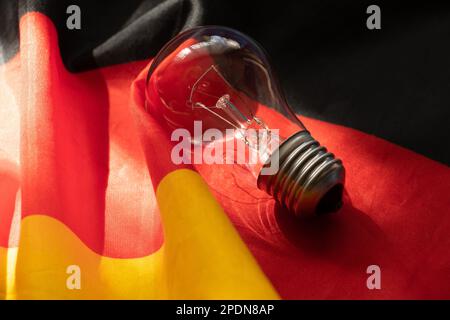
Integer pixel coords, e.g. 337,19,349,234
257,131,345,217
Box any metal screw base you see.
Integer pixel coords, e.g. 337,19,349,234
257,131,345,217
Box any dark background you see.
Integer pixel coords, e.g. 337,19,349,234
1,0,449,165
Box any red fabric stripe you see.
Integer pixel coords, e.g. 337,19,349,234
131,65,193,187
199,116,450,298
0,13,164,257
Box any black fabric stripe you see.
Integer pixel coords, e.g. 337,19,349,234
0,0,449,165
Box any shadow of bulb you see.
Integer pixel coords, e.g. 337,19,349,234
145,25,345,217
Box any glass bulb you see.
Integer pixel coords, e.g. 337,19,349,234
146,26,345,217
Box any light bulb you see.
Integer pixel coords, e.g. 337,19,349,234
145,26,345,217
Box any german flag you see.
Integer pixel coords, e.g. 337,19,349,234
0,1,449,300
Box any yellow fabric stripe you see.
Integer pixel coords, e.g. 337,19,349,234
13,215,162,299
0,247,18,300
4,169,278,299
156,169,279,299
